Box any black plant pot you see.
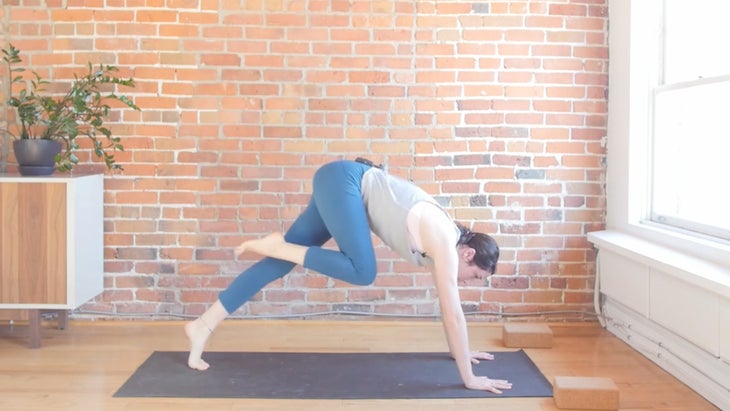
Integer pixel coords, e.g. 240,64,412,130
13,139,63,176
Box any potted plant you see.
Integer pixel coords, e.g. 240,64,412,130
2,43,140,175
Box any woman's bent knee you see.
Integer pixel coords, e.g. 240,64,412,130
352,265,377,286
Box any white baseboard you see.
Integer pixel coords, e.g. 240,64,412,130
603,298,730,410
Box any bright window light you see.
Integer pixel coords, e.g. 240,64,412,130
649,0,730,240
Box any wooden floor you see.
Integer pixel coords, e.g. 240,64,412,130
0,318,720,411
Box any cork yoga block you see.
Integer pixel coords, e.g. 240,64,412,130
502,323,553,348
553,376,620,410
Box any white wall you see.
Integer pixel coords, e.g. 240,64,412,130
591,1,730,408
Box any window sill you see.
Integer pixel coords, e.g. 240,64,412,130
587,230,730,299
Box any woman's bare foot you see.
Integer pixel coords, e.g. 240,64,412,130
185,318,212,371
235,232,286,257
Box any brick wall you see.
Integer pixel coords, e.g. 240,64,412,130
0,0,608,321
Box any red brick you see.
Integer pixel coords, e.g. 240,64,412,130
2,0,609,318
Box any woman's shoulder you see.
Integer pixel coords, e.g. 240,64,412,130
417,203,460,246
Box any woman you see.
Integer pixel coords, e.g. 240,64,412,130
185,159,512,394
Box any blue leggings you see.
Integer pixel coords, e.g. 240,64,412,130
219,160,377,314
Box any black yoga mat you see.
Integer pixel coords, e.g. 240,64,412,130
114,350,553,399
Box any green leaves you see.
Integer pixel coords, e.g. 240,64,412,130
2,43,140,172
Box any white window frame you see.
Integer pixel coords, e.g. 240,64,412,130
604,0,730,270
648,0,730,242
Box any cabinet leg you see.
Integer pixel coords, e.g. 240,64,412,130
57,310,68,330
28,309,41,349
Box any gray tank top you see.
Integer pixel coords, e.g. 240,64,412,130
361,167,453,267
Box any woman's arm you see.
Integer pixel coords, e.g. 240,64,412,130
417,205,511,394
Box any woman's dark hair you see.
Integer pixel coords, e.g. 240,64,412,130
456,223,499,275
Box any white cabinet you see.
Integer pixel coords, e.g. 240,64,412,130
0,173,104,347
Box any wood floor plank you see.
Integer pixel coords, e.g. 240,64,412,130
0,319,720,411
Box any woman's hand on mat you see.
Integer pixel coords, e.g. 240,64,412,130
469,351,494,364
465,376,513,394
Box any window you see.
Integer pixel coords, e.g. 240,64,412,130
649,0,730,240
